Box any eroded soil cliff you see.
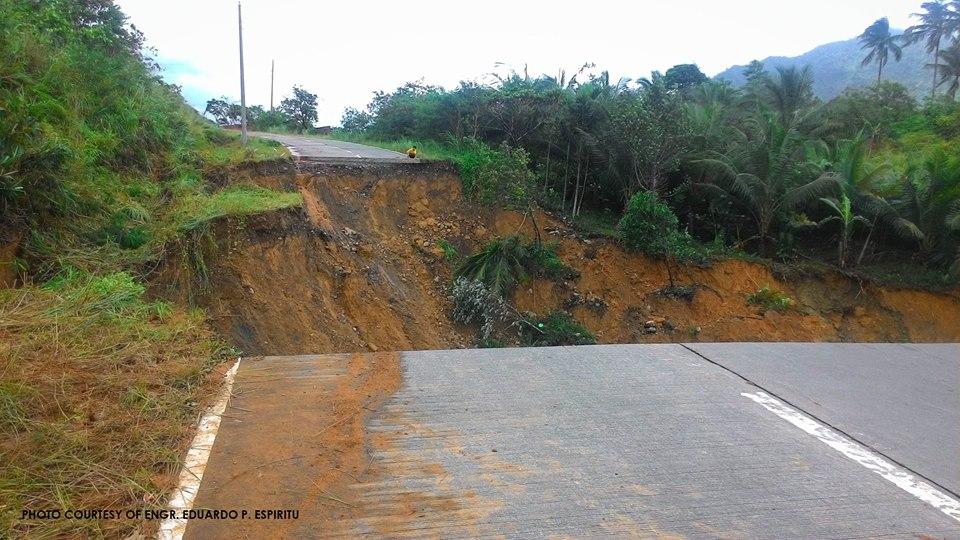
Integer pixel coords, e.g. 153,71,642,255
156,162,960,355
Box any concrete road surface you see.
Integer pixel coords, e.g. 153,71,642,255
182,344,960,538
686,342,960,496
251,131,415,162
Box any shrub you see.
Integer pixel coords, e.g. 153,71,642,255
618,191,682,257
520,311,596,347
747,284,794,313
449,277,509,340
455,139,535,209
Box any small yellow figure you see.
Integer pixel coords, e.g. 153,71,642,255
406,146,417,159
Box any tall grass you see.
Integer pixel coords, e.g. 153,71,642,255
0,269,232,536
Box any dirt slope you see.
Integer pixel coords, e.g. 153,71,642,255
157,162,960,355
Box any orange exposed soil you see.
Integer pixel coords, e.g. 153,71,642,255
188,352,501,538
187,352,402,538
156,161,960,355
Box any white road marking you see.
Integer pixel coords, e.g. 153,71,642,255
742,391,960,523
157,359,242,540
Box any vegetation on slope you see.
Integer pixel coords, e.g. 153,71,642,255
0,1,299,536
334,5,960,290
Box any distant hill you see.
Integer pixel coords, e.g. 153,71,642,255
715,35,936,100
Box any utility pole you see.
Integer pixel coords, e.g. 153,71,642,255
270,59,275,111
238,2,248,145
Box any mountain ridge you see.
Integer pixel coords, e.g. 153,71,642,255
715,34,937,100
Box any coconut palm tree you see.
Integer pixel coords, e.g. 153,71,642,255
762,66,816,127
929,43,960,99
895,151,960,262
818,194,871,268
859,18,905,84
807,134,915,265
694,109,836,254
905,1,954,99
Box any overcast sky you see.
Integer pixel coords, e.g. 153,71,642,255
116,0,917,125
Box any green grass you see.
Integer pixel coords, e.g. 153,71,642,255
0,269,232,537
196,129,290,167
166,186,302,233
437,239,459,262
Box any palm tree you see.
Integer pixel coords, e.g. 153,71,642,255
807,134,913,265
859,18,905,84
895,151,960,261
694,109,836,254
762,66,816,126
905,1,954,99
818,194,871,268
929,43,960,99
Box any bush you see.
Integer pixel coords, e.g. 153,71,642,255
618,191,707,263
449,277,509,340
455,139,535,209
520,311,596,347
747,284,794,313
618,191,680,255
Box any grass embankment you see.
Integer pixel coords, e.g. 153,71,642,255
0,1,301,536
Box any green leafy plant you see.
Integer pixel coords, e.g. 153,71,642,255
437,239,459,262
526,242,578,280
818,194,871,268
456,236,577,294
747,284,795,313
455,236,529,296
519,311,596,347
618,191,705,285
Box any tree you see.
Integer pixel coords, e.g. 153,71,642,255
762,66,816,126
247,107,290,131
859,18,904,84
895,150,960,261
743,60,767,84
905,1,954,99
807,133,914,264
821,82,917,140
818,194,871,268
279,86,318,133
340,107,372,132
608,76,691,197
929,43,960,99
663,64,708,92
695,110,836,254
203,97,241,125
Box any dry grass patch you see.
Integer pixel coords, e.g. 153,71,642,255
0,269,232,538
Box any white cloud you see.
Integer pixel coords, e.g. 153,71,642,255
118,0,917,125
